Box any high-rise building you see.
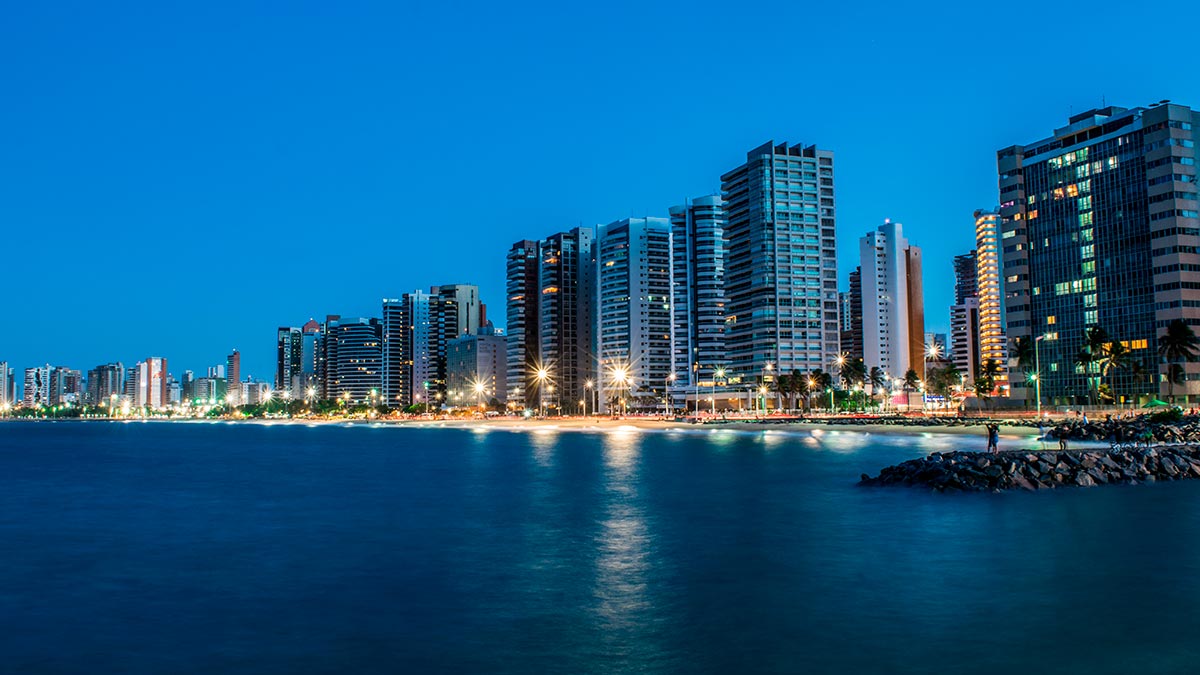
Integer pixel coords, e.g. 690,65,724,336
505,240,541,410
597,217,673,412
722,141,839,386
974,209,1008,394
953,251,978,305
23,365,50,407
446,330,508,408
328,317,382,405
317,314,340,400
504,228,596,414
998,102,1198,403
135,358,168,408
226,350,241,404
299,319,321,397
180,370,195,402
950,297,981,382
0,362,15,408
858,220,925,381
49,368,83,406
669,196,727,404
430,284,483,338
276,327,303,395
841,267,864,361
124,366,138,401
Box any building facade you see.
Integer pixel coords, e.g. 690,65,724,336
858,220,926,381
23,365,50,407
446,330,507,408
669,196,727,404
505,240,541,410
328,318,383,405
135,358,168,409
597,217,673,412
998,103,1198,404
974,209,1008,393
504,229,596,414
276,327,303,396
721,141,840,388
226,350,241,404
0,362,15,408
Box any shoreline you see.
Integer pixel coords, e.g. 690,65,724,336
3,415,1043,439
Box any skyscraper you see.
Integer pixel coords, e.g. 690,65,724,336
597,217,673,412
276,327,303,395
23,365,50,407
329,318,383,405
299,319,321,397
953,251,978,305
135,358,168,408
430,284,482,338
721,141,839,386
0,362,14,409
974,209,1008,393
49,368,83,406
669,196,727,406
504,228,596,413
998,102,1198,404
842,267,864,362
858,220,925,381
226,350,241,404
505,240,540,410
317,314,340,400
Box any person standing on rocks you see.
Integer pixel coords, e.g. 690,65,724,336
985,423,999,453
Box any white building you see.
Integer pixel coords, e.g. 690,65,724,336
597,217,673,412
135,358,168,409
859,220,925,381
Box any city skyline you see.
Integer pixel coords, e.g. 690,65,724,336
1,2,1182,380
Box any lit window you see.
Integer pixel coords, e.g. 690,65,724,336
1047,315,1056,325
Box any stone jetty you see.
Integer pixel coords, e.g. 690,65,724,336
859,446,1200,492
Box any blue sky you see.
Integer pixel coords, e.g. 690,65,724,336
2,0,1196,380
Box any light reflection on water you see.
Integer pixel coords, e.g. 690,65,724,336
4,423,1198,674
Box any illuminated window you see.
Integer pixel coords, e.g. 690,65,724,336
1084,293,1097,308
1047,315,1056,325
1084,310,1098,325
1081,244,1094,259
1082,261,1095,274
1067,184,1079,197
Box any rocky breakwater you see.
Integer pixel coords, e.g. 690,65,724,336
859,447,1200,492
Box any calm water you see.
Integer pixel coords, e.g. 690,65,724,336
2,421,1199,674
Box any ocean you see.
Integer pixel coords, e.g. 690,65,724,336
2,421,1198,673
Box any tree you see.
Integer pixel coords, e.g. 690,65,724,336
868,366,886,408
903,369,920,393
1159,319,1200,401
773,372,793,411
792,370,810,413
1010,336,1036,370
1074,347,1097,405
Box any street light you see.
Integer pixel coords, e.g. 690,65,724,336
611,366,630,418
474,381,486,411
535,367,550,417
584,379,593,417
1035,334,1046,419
666,372,677,417
712,366,725,415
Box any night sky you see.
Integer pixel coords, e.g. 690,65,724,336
2,1,1193,380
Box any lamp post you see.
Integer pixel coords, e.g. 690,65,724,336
584,379,593,417
474,381,486,412
666,372,677,417
612,366,630,418
712,367,725,415
535,367,549,418
1035,334,1046,419
827,387,834,414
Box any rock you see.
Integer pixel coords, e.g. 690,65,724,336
1076,473,1096,487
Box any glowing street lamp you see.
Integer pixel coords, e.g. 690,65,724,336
712,366,725,415
611,366,630,417
474,381,487,410
584,379,594,417
535,367,550,417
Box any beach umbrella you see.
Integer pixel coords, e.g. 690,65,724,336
1143,399,1169,408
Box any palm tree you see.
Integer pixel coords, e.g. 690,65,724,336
773,372,793,412
793,370,810,413
1159,320,1200,401
1010,336,1036,370
1097,339,1129,380
868,366,886,409
1074,347,1097,405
